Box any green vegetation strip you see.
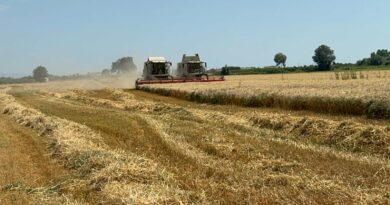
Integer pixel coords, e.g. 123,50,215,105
140,86,390,119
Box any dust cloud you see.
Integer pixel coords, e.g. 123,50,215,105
21,72,140,93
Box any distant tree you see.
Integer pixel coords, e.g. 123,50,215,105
357,49,390,66
376,49,390,58
356,58,370,66
312,45,336,71
274,53,287,67
32,66,49,82
370,49,390,65
101,69,111,76
111,57,137,74
370,52,383,65
221,65,230,75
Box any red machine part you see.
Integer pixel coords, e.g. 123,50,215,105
135,76,225,88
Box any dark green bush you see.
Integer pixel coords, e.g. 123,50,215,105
366,101,390,119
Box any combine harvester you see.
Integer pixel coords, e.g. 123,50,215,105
135,54,225,89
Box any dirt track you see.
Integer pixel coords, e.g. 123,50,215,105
1,86,390,204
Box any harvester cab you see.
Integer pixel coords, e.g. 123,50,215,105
143,57,172,80
177,54,208,79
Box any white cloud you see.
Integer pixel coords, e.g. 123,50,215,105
0,5,9,11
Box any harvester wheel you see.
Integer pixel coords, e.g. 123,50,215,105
135,79,140,90
200,74,209,80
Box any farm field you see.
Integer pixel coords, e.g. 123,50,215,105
0,74,389,204
2,0,390,204
141,71,390,118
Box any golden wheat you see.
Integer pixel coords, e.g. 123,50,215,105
143,72,390,101
3,84,390,204
140,72,390,118
0,90,191,204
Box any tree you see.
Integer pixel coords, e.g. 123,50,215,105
32,66,49,82
370,49,390,65
312,45,336,71
221,65,230,75
357,49,390,66
101,69,111,76
356,58,370,66
370,52,383,65
376,49,390,58
274,53,287,67
111,57,137,74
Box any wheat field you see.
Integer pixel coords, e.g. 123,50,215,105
140,71,390,118
0,76,390,204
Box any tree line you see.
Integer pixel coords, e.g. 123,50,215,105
273,45,336,71
357,49,390,66
219,45,389,75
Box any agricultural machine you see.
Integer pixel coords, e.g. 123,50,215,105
142,57,173,80
177,54,208,79
135,54,225,89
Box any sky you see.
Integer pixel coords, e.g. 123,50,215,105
0,0,389,77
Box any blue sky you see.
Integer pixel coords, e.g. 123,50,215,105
0,0,389,76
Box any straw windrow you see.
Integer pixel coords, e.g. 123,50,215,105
0,90,189,204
